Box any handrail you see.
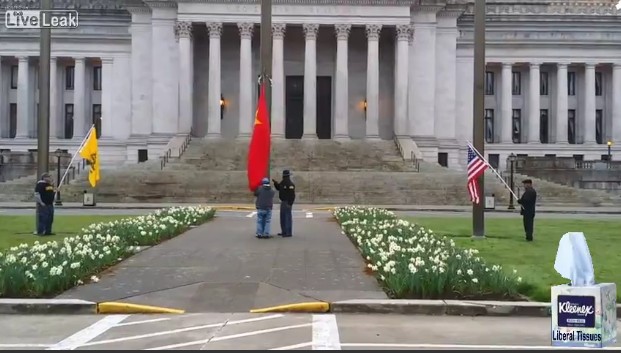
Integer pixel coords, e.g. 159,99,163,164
160,149,172,170
410,151,420,172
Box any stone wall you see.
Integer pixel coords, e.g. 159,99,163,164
0,151,72,182
514,156,621,193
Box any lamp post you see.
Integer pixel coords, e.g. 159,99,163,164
607,140,613,161
472,0,486,237
54,149,63,206
508,153,516,210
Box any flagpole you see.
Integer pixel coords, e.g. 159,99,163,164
56,125,94,194
467,141,519,201
260,0,273,179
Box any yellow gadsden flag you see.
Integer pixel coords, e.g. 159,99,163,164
79,128,100,187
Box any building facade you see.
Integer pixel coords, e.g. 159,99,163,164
0,0,619,170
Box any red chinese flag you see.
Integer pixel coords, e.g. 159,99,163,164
247,82,271,191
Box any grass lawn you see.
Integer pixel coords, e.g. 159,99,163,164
406,216,621,302
0,215,129,251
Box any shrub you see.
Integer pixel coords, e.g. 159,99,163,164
334,206,523,300
0,206,215,298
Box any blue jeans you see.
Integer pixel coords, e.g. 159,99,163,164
256,209,272,236
37,204,54,235
280,201,293,236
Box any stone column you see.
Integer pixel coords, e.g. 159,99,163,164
206,22,222,138
583,63,596,144
527,63,540,143
271,23,286,138
612,63,621,143
127,6,152,136
303,23,318,138
49,57,58,139
112,54,132,140
501,62,513,143
434,11,460,141
177,21,193,134
150,4,179,136
407,29,415,136
15,56,30,138
409,6,440,138
238,22,254,137
555,63,568,143
101,58,114,138
334,24,351,140
73,57,86,139
394,24,409,137
365,24,381,138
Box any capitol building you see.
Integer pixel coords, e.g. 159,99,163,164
0,0,619,170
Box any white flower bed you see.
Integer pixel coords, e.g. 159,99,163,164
0,206,215,298
334,206,523,299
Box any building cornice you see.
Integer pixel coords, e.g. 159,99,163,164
176,0,419,5
463,3,619,16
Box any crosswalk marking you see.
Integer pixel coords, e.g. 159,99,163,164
305,212,313,218
246,212,257,218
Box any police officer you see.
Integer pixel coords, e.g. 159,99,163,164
34,173,56,236
517,179,537,242
273,170,295,237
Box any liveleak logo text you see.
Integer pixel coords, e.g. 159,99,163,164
4,10,78,29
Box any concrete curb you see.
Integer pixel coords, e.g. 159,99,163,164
250,302,330,313
314,207,621,215
0,299,97,315
329,299,621,317
97,302,185,314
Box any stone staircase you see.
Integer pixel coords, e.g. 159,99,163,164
1,138,620,206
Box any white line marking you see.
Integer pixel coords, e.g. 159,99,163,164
247,211,257,218
340,343,620,350
81,314,284,347
114,317,171,327
270,342,313,350
147,323,311,350
46,315,130,350
305,212,313,218
0,344,51,348
312,314,341,350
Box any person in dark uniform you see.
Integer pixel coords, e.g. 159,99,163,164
517,179,537,242
34,173,56,236
273,169,295,237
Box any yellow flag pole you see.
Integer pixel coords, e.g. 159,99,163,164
55,124,95,195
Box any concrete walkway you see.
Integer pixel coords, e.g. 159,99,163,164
56,213,386,312
1,202,620,214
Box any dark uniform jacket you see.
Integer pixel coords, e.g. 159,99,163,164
518,188,537,217
274,177,296,205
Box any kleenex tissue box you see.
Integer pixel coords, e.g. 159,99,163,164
551,283,617,348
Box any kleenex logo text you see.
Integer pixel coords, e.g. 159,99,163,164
557,295,596,328
559,301,595,316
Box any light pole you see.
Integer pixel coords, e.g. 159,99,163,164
37,0,52,178
54,149,63,206
607,140,613,161
472,0,486,237
508,153,516,210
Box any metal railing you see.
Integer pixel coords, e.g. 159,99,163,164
160,132,193,170
61,158,87,185
410,151,420,172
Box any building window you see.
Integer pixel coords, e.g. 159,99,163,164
540,109,549,144
64,104,74,139
92,104,102,138
540,72,549,95
485,71,494,95
9,103,17,138
512,109,521,143
568,72,576,96
10,65,18,89
484,109,494,143
595,72,603,96
568,109,576,144
65,66,75,90
512,72,521,95
93,66,102,91
573,154,583,161
596,109,603,144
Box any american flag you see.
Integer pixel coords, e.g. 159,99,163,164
467,145,488,204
